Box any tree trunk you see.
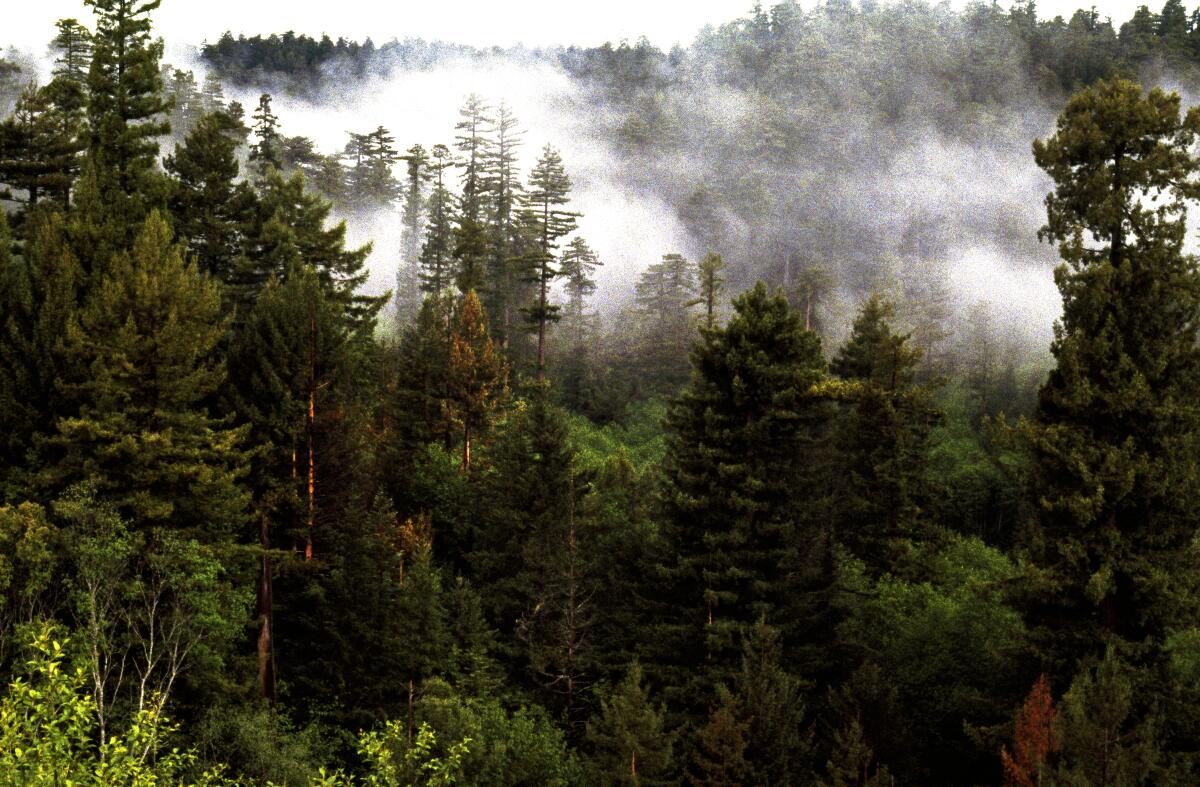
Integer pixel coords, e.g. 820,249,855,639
463,422,472,471
257,511,276,704
305,316,316,561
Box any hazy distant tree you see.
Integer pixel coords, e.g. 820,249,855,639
420,143,456,297
51,19,94,84
455,93,493,226
690,252,726,329
519,145,578,380
482,101,525,345
249,92,282,177
396,143,430,320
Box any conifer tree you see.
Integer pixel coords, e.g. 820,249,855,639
830,295,938,577
519,145,578,379
0,84,82,208
45,211,248,540
455,94,492,226
482,101,524,346
558,236,602,409
633,252,697,392
657,282,827,709
84,0,171,241
560,236,602,346
167,68,201,140
445,291,507,471
1023,78,1200,680
586,661,676,786
239,168,382,332
0,210,82,499
249,92,282,178
165,108,256,284
51,19,94,85
198,71,226,115
419,144,456,297
691,252,726,330
689,686,749,786
396,143,430,320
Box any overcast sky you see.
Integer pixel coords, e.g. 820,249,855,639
4,1,1159,53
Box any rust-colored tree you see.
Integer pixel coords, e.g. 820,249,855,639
1001,674,1058,787
446,290,507,471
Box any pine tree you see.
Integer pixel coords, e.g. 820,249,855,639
51,19,94,85
474,385,591,720
1001,675,1058,787
44,210,248,540
560,236,603,346
1023,78,1200,681
167,68,202,140
585,661,676,786
689,685,749,786
419,144,456,297
396,143,430,321
633,253,697,393
519,145,578,380
164,108,256,284
691,252,726,330
238,168,383,332
455,94,492,226
558,236,602,410
829,295,938,577
735,620,812,785
0,84,82,209
481,101,524,347
84,0,171,243
198,71,226,115
0,210,82,499
656,282,829,711
249,92,282,178
445,291,507,471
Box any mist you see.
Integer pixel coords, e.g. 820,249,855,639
15,0,1192,361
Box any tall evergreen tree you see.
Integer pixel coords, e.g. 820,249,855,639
51,19,95,85
0,210,82,500
445,290,507,471
0,84,82,209
656,282,827,713
419,144,456,298
829,295,939,577
164,108,256,284
249,92,282,178
482,101,524,347
84,0,171,244
44,211,248,541
519,145,578,380
1023,78,1200,683
396,143,430,321
690,252,726,330
585,661,676,786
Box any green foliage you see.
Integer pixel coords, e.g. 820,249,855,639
46,211,248,540
838,536,1027,782
585,661,675,785
657,281,829,705
1024,78,1200,686
0,625,233,786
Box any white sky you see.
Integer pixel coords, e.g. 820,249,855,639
2,1,1161,53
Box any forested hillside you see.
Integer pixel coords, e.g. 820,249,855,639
3,0,1200,785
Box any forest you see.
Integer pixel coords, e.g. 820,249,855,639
3,0,1200,784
